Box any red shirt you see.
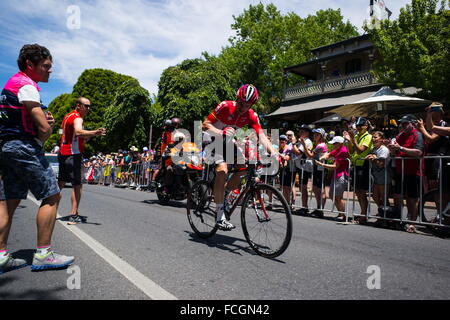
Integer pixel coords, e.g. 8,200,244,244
59,111,85,155
395,129,424,176
207,101,263,134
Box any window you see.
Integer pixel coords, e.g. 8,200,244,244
345,59,362,75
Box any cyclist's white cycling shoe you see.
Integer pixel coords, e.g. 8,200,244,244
216,219,235,231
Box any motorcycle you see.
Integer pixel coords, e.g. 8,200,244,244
155,143,203,205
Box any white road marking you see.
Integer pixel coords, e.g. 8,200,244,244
27,195,177,300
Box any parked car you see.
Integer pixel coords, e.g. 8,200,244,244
45,153,59,178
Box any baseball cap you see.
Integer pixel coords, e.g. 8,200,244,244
398,114,418,123
355,117,368,126
143,147,148,151
329,136,345,144
279,135,288,141
312,128,326,137
286,130,295,136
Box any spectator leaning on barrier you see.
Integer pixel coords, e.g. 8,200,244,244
421,103,450,223
417,102,449,192
293,124,313,214
285,130,297,207
387,114,425,234
343,117,373,224
278,135,294,208
0,44,74,273
316,136,350,221
365,131,391,210
302,128,328,217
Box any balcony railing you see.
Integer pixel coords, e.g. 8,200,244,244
283,72,378,101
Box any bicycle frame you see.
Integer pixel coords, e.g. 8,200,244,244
225,165,270,221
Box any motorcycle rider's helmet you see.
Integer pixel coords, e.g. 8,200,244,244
171,117,181,129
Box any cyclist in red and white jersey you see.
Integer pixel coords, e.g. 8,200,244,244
202,84,277,230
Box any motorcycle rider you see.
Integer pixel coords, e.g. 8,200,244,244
150,118,182,191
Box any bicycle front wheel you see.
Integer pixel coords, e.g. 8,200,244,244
187,180,218,238
241,183,292,258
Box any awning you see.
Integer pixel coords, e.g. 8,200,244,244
267,90,379,119
329,87,430,117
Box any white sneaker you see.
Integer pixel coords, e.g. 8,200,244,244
216,219,235,231
0,255,28,274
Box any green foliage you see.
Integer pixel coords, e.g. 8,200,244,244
71,69,136,152
217,4,359,114
104,79,153,151
367,0,450,102
156,57,235,131
47,69,144,155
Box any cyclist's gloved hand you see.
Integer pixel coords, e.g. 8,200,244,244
222,127,235,143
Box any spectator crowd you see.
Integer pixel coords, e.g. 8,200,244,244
57,103,450,234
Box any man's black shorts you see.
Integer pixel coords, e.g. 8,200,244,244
58,153,82,186
393,173,421,199
353,161,370,191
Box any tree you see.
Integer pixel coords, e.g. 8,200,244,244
156,56,235,131
71,69,136,152
218,4,359,114
104,79,153,151
367,0,450,102
46,69,137,155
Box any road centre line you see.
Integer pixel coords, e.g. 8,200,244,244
27,195,178,300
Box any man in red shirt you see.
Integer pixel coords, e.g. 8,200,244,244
388,114,424,233
58,97,106,224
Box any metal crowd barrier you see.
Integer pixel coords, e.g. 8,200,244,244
269,157,352,223
81,160,159,188
79,154,450,231
274,155,450,229
351,155,450,229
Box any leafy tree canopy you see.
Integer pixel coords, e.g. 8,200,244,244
156,56,236,131
367,0,450,102
104,79,153,151
217,3,359,114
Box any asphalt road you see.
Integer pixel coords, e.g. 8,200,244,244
1,184,449,300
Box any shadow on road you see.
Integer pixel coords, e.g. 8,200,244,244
0,275,66,300
142,199,186,209
184,231,286,263
57,215,102,226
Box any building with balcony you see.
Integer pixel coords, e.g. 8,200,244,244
267,34,396,123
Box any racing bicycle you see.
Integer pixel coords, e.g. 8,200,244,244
187,160,292,259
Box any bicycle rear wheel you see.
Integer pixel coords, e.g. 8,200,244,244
187,180,218,238
241,183,292,258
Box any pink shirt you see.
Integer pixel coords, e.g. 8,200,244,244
329,145,350,178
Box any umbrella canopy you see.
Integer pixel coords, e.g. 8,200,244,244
329,87,431,118
313,113,348,125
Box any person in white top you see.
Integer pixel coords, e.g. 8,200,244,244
293,125,313,214
365,131,390,209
